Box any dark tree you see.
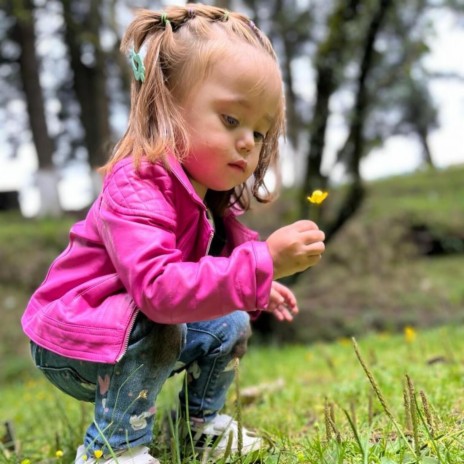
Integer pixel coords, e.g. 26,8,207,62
6,0,61,215
327,0,394,240
299,0,363,219
61,0,111,191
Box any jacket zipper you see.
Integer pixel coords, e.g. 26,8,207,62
117,220,212,362
205,230,214,256
116,307,139,362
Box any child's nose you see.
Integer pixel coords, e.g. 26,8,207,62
237,132,255,154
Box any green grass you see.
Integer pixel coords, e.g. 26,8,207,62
2,325,464,463
1,165,464,462
0,212,75,292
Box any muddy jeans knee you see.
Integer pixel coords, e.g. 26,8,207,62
176,311,252,420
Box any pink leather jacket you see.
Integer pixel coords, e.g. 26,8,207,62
22,157,273,364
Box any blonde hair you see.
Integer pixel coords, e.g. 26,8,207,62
102,3,285,215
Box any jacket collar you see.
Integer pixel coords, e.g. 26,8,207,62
166,154,206,210
167,154,249,219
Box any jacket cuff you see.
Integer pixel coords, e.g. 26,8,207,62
251,240,274,310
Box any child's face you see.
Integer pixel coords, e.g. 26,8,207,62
179,46,282,200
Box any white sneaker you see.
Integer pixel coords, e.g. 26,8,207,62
184,414,265,460
75,445,159,463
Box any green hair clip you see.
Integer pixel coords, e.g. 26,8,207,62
129,48,145,83
160,12,170,27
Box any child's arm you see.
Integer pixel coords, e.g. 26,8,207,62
99,205,273,324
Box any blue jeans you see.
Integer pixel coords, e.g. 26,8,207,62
30,311,251,453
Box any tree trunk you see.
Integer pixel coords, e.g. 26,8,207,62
10,0,61,216
109,0,131,102
273,0,301,149
36,170,62,217
328,0,394,241
417,128,435,169
61,0,110,195
299,0,362,218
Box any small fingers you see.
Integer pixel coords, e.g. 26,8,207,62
293,220,320,232
300,229,325,246
273,305,294,322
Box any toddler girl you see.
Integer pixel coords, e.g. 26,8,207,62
22,3,325,463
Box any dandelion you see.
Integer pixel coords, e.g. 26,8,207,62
404,326,417,343
307,189,329,205
55,449,64,458
94,450,104,459
337,337,351,346
137,389,148,399
307,189,328,221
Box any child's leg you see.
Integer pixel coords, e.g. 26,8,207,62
31,312,186,455
176,311,251,420
84,314,186,453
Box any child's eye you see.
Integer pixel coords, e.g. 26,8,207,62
222,115,239,127
254,131,265,142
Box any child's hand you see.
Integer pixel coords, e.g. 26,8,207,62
266,220,325,280
264,281,298,322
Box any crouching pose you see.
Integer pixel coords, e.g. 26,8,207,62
22,3,325,463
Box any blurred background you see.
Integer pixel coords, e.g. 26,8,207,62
1,0,464,382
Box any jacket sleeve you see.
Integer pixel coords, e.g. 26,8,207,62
98,168,273,324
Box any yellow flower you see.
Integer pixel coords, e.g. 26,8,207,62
55,450,64,458
21,460,31,464
404,326,417,343
307,189,328,205
94,450,104,459
137,389,148,399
